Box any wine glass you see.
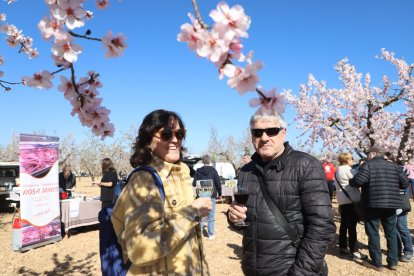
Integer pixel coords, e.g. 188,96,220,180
195,179,214,226
195,179,214,198
232,185,249,226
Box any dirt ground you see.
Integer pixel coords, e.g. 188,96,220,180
1,177,414,275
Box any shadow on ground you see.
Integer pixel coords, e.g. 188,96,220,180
18,252,98,275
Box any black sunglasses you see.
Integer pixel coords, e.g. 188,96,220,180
251,127,284,138
154,128,186,141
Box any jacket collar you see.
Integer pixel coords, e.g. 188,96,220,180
252,142,293,175
149,153,183,179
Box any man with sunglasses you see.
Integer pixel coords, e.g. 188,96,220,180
228,112,335,276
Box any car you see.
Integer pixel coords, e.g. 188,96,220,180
0,161,20,208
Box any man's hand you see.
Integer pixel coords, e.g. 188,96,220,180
228,202,247,223
192,197,213,217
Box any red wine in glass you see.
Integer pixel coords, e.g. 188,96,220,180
233,186,249,226
234,194,249,204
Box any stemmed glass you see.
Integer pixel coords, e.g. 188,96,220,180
232,186,250,226
195,179,214,198
195,179,214,225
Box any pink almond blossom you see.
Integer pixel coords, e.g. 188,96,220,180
196,24,231,63
51,0,86,30
249,86,286,115
102,31,127,58
224,60,263,95
177,13,204,51
22,70,54,90
209,1,251,38
37,16,66,40
52,35,82,63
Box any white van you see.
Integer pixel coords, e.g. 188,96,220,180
0,161,19,208
193,161,236,180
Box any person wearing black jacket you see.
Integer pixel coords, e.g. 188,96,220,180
228,112,335,275
94,158,118,209
350,146,409,271
193,154,222,240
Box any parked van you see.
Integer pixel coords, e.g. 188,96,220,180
192,160,236,180
0,162,19,191
0,161,19,208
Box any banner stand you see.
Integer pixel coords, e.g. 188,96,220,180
17,134,61,252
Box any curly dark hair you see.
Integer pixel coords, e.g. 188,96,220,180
130,109,186,168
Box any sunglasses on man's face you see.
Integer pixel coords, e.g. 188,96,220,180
251,127,284,138
154,128,186,141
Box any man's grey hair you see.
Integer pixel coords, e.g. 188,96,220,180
249,113,287,129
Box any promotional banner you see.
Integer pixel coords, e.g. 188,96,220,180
18,134,61,251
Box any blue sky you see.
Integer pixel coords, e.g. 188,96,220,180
1,0,413,155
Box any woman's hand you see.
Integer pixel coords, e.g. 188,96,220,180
228,202,247,224
192,197,212,217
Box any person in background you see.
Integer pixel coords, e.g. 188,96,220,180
323,159,336,201
111,109,211,275
350,146,409,271
192,154,222,240
404,159,414,200
386,153,413,263
335,152,367,261
58,165,76,192
94,158,118,209
242,154,251,165
228,112,335,275
236,154,252,176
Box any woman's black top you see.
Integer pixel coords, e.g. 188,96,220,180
59,172,76,191
100,170,118,202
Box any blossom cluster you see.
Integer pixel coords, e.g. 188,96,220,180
58,71,114,137
1,0,127,139
0,13,39,78
178,1,285,115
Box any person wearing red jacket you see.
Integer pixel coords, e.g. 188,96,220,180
323,160,336,201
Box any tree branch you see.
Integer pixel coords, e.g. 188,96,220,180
51,67,68,75
69,63,84,106
373,65,413,112
396,117,413,164
68,30,102,41
191,0,209,29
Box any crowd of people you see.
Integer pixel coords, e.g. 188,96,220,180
325,147,412,272
55,108,412,275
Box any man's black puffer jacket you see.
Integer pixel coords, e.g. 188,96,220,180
350,156,409,209
237,143,335,276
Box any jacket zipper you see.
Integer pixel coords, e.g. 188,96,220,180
253,178,259,275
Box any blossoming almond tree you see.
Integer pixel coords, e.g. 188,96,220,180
284,49,414,163
0,0,127,139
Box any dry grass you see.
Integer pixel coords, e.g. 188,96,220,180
0,178,413,275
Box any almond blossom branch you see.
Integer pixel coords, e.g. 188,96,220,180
373,65,414,112
50,67,67,75
0,79,21,85
68,30,102,42
69,63,84,106
191,0,209,29
397,117,414,161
